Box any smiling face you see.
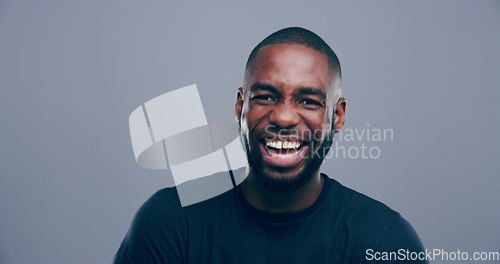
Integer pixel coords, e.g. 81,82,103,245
236,43,344,190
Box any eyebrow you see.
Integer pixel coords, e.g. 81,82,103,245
249,82,280,94
297,87,326,100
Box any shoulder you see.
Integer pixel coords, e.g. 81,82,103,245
126,187,187,239
140,187,183,216
115,185,235,264
113,187,187,263
327,178,425,257
328,178,401,226
154,186,183,208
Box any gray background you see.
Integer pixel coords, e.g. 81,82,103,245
1,0,499,263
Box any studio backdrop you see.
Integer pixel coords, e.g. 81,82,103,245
0,1,499,263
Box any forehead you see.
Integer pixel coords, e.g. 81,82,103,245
246,44,333,93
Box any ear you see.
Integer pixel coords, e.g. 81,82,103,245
333,97,346,132
235,87,244,122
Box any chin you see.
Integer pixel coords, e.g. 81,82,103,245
241,130,332,191
254,162,316,191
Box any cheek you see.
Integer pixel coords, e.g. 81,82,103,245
239,107,267,147
245,105,269,129
240,101,256,131
302,110,330,140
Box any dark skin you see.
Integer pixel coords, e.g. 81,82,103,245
235,44,346,213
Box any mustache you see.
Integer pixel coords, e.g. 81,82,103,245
264,125,300,135
262,125,329,142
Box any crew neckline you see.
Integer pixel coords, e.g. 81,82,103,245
234,173,333,222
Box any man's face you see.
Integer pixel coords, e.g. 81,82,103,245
236,44,341,189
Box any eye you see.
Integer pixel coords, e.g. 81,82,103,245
250,94,277,104
298,98,324,108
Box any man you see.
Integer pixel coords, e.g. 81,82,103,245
114,27,427,263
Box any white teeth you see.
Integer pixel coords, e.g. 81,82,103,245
265,140,302,150
269,151,299,158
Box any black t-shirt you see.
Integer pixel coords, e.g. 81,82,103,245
114,174,427,263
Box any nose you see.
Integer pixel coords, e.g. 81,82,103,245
268,101,300,129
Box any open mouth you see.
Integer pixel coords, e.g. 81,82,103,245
259,138,309,168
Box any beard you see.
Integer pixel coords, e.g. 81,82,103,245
240,127,335,191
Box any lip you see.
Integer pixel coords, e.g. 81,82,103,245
258,139,309,168
260,134,306,142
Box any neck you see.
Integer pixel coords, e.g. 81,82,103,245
240,169,325,213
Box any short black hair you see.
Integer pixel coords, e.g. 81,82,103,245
245,27,341,77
